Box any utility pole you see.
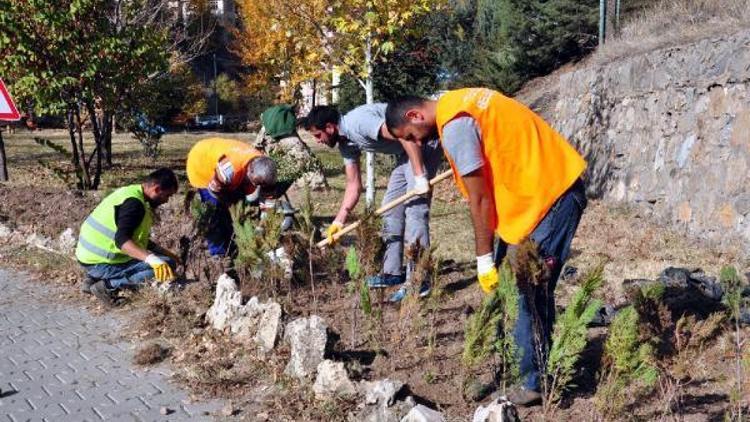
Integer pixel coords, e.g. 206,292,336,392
599,0,607,46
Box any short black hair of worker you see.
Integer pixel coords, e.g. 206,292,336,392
303,105,340,130
144,168,178,191
385,95,428,131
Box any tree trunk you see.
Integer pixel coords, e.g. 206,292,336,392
104,112,113,167
74,105,91,189
364,35,375,207
86,102,103,189
0,128,8,181
67,108,85,189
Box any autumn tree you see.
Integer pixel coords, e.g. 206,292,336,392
233,0,328,102
235,0,437,203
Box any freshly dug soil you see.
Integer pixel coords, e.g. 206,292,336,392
0,185,101,238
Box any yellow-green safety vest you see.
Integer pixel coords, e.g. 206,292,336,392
75,184,153,265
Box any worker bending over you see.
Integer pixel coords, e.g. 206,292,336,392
303,104,442,302
386,88,587,405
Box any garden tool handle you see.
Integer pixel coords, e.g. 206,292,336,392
317,170,453,249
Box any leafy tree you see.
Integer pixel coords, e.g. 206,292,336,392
0,0,210,188
214,73,241,113
233,0,327,102
429,0,599,94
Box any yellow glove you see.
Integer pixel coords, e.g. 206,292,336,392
326,221,344,245
478,267,499,293
476,253,498,294
145,254,175,283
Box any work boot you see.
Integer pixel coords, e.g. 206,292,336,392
90,280,120,307
80,276,97,294
367,274,405,288
506,386,542,407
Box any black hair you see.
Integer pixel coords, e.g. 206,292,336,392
385,95,428,131
303,105,340,130
144,168,178,191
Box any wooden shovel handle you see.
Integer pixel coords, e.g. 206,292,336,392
316,170,453,249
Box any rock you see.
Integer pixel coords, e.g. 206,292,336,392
206,274,242,331
284,315,328,380
400,404,445,422
254,301,282,353
354,397,415,422
206,274,283,353
159,407,172,415
25,233,53,250
220,402,236,417
313,360,357,399
57,228,76,252
0,223,11,238
360,379,404,407
472,397,520,422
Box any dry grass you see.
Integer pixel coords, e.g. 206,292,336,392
598,0,750,62
133,342,171,365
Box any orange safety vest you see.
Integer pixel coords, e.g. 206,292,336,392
186,138,262,190
436,88,586,245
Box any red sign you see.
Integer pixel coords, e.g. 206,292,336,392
0,79,20,121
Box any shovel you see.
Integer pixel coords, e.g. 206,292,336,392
317,169,453,249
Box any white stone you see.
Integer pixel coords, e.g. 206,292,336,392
230,296,265,340
400,404,445,422
206,274,243,331
57,228,76,252
312,360,356,399
254,301,282,353
0,223,11,238
25,233,54,249
284,315,328,380
360,379,404,407
472,397,520,422
206,274,283,353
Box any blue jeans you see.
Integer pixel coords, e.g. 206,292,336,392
494,179,587,392
198,189,235,257
82,255,175,290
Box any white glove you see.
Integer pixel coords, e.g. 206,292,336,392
413,174,430,196
245,187,261,203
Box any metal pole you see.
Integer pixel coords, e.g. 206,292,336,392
0,127,7,181
599,0,607,46
615,0,621,34
213,53,218,115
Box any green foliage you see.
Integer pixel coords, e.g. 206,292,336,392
346,246,372,316
463,261,519,388
428,0,599,93
546,265,604,403
214,73,241,113
231,202,284,270
0,0,170,115
345,246,361,282
267,146,325,187
720,265,743,319
189,194,217,237
596,305,659,417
